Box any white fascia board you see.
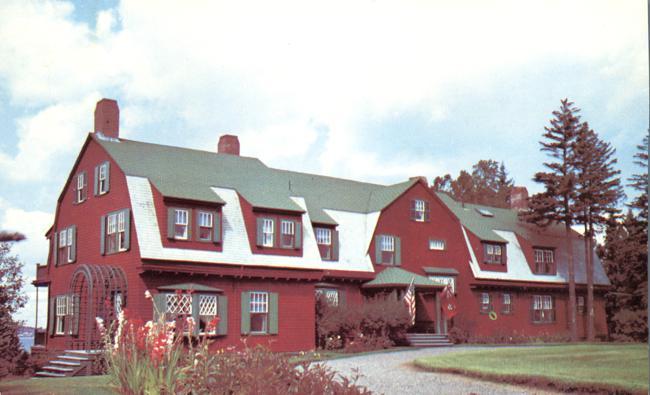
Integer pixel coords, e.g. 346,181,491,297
127,176,374,272
461,224,569,284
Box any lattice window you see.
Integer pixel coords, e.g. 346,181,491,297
166,293,192,315
199,295,218,316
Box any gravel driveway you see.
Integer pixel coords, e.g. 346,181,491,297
321,346,559,395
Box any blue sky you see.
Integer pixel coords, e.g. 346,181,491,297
0,0,647,326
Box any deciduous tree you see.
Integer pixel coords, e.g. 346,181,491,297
0,242,28,377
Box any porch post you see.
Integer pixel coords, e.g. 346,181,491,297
34,286,39,339
435,291,441,334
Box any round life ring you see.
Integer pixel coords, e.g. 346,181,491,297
488,311,498,321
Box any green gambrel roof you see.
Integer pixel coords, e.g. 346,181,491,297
362,267,441,288
96,136,417,222
435,192,567,244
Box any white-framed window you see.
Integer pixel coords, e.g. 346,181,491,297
316,228,332,260
66,228,73,262
316,288,339,306
249,291,269,333
429,239,445,251
76,172,86,203
117,211,127,251
59,230,66,248
198,211,213,241
55,295,68,335
484,243,503,264
502,293,512,314
577,295,585,314
174,209,189,240
98,162,109,195
413,199,427,222
534,248,554,274
380,235,395,264
532,295,554,323
106,212,118,253
198,294,218,335
262,219,274,247
480,292,492,313
280,220,295,248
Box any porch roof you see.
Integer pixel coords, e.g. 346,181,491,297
361,267,441,289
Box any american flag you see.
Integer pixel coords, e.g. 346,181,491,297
403,277,416,326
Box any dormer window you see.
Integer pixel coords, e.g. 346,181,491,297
316,228,332,259
280,220,295,248
198,211,213,241
484,243,504,264
174,209,189,240
75,172,87,203
262,218,274,247
533,248,555,274
411,199,430,222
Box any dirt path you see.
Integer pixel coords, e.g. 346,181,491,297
321,347,559,395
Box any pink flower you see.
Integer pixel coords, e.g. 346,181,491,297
145,290,152,299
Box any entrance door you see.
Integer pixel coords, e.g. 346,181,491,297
434,291,448,334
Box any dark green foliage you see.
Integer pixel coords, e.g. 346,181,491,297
432,159,514,208
521,98,585,341
0,232,25,242
315,294,410,352
628,132,648,223
573,127,624,340
0,243,30,377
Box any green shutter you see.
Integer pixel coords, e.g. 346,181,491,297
71,294,80,335
100,216,106,255
167,208,175,239
93,166,99,196
191,294,200,336
48,297,55,335
217,295,228,335
395,237,401,265
256,218,264,246
123,209,131,251
72,176,78,204
269,292,279,335
70,226,77,262
241,292,250,334
213,212,222,243
375,235,382,264
410,200,416,220
332,230,339,261
294,221,302,249
104,161,110,193
52,233,58,266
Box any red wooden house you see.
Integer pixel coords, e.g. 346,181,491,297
32,98,609,359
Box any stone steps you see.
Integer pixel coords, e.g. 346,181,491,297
34,350,101,378
405,333,453,347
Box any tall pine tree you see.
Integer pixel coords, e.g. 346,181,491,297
521,98,584,341
573,127,623,340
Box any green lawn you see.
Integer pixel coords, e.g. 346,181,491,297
0,375,114,395
414,343,649,394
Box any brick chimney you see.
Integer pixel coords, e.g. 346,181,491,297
94,98,119,138
218,134,240,155
509,186,529,211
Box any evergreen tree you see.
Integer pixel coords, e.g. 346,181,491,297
629,132,648,223
521,98,584,341
599,211,647,341
573,127,623,340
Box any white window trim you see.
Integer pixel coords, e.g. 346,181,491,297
98,163,108,195
316,288,339,306
414,199,426,222
198,294,218,335
174,209,189,240
66,228,73,262
429,239,445,250
249,291,269,334
198,211,214,241
55,295,68,335
315,228,332,245
381,235,395,252
77,173,85,203
262,219,274,248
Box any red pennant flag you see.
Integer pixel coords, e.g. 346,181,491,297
441,284,457,319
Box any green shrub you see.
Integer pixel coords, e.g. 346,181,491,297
316,294,410,352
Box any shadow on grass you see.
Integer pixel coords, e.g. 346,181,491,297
0,375,115,395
